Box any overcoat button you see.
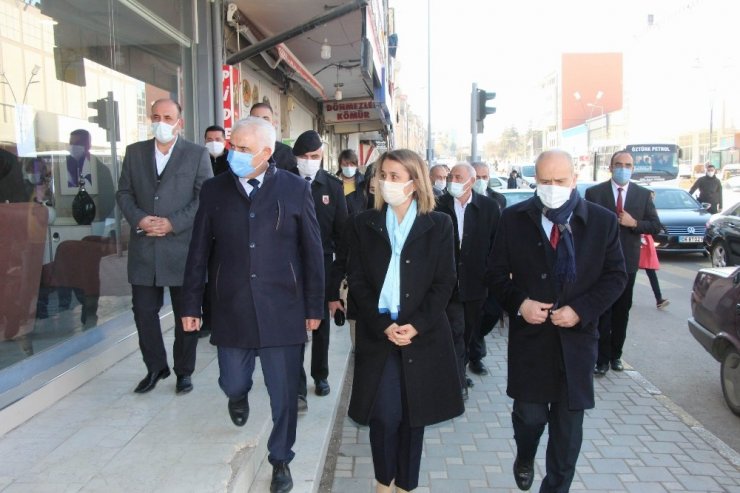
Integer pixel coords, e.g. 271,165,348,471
541,273,547,279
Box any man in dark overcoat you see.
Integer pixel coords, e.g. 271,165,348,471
488,150,627,492
116,98,212,395
180,116,324,493
585,150,661,375
292,130,348,406
435,163,499,398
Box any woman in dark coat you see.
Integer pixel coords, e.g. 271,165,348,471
346,149,463,492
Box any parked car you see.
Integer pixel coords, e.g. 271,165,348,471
488,175,508,190
499,189,534,208
650,187,711,254
688,266,740,415
705,201,740,267
576,181,598,197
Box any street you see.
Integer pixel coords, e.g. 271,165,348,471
625,247,740,454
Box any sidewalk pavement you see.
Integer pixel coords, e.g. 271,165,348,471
0,321,352,493
3,319,740,493
330,324,740,493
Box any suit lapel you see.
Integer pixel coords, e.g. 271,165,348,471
525,201,556,274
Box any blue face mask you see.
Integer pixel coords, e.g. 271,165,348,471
228,150,256,177
612,167,632,186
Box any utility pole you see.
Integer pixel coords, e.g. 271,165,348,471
470,82,478,162
425,0,433,163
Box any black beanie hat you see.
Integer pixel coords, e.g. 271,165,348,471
292,130,322,156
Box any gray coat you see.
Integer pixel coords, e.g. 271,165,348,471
117,137,212,286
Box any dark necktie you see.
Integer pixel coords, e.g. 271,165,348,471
248,178,260,200
305,176,312,184
616,187,624,215
549,224,560,249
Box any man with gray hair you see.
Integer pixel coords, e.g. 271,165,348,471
435,162,500,399
180,116,325,493
488,150,626,491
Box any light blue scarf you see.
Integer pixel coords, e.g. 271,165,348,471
378,200,417,320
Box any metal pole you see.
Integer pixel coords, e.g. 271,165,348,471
471,82,478,162
426,0,433,163
708,104,713,163
106,90,122,256
224,0,368,65
212,0,224,127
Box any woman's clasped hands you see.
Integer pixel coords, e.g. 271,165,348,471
384,323,418,346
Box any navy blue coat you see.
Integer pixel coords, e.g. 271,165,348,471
180,165,325,349
488,196,627,409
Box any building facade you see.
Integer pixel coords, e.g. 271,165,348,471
0,0,397,428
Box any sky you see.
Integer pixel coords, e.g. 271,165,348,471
389,0,740,146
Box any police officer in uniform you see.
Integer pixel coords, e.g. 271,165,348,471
292,130,348,412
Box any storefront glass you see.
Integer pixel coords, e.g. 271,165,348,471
0,0,194,372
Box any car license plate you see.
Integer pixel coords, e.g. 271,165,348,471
678,236,703,243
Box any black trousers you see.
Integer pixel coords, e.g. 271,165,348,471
597,271,637,365
369,350,425,491
131,284,197,376
644,269,662,301
217,344,302,465
299,255,333,396
512,385,584,493
447,297,487,388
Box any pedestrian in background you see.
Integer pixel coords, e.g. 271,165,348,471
249,102,298,173
640,232,669,309
292,131,348,410
347,149,463,493
689,163,723,213
429,163,449,196
337,149,368,215
436,162,500,400
489,150,626,492
585,150,661,376
180,117,324,493
116,98,212,395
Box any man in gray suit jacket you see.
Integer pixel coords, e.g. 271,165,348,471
117,99,213,395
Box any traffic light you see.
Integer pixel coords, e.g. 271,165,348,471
476,89,496,132
88,97,120,142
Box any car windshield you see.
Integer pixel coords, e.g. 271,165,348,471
503,191,534,207
521,165,535,178
652,189,701,210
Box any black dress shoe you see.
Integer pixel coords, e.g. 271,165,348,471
611,359,624,371
176,375,193,394
513,456,534,491
270,462,293,493
228,396,249,427
469,360,489,376
594,363,609,376
314,379,330,396
134,368,170,393
465,376,475,388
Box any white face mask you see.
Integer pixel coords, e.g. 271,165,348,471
380,179,413,207
537,184,573,209
447,181,470,199
433,179,446,191
296,158,321,178
341,166,357,178
707,171,715,177
68,145,86,160
151,121,178,144
472,178,488,195
205,141,225,157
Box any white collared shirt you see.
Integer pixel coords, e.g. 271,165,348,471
453,193,472,247
154,136,178,176
610,179,630,207
239,170,267,196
